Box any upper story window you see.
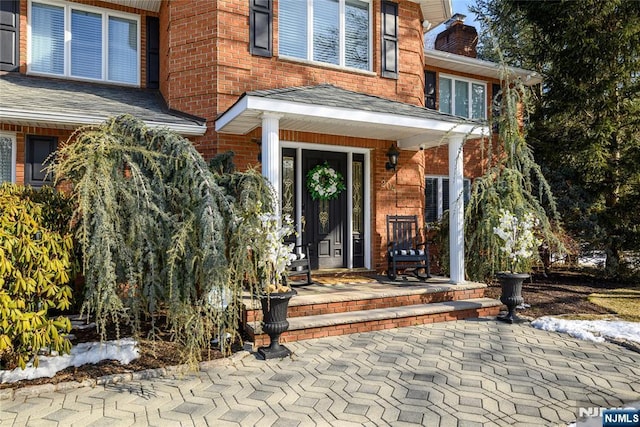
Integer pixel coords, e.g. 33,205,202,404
438,75,486,120
29,0,140,85
278,0,371,71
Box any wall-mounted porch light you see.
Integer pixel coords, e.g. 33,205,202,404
385,143,400,171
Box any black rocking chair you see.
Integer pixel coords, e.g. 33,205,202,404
386,215,430,280
284,244,313,286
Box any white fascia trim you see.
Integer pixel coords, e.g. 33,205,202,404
217,95,486,136
0,109,207,136
425,49,543,85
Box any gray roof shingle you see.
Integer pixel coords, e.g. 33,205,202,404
244,84,479,125
0,73,205,128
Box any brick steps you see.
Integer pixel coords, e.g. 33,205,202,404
246,298,502,347
243,279,502,348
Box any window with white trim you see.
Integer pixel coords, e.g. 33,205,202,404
425,176,471,223
29,0,140,85
439,75,486,119
0,133,16,184
278,0,371,71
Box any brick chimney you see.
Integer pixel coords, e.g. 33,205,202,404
434,13,478,58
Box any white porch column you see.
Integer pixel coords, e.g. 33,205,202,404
261,113,283,216
448,135,465,284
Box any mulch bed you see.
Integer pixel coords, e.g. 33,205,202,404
484,270,623,319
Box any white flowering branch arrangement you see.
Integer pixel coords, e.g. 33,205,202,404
255,213,297,294
493,209,542,273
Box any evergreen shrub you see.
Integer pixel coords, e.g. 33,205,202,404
0,183,74,369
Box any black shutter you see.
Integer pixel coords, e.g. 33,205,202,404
381,1,398,79
146,16,160,89
250,0,272,57
0,0,19,72
425,71,436,109
26,136,57,188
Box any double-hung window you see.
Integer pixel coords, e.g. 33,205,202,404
425,176,471,223
29,1,140,85
279,0,371,71
438,75,486,119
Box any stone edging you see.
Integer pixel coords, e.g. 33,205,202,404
0,350,252,401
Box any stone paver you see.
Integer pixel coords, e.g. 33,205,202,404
3,318,640,426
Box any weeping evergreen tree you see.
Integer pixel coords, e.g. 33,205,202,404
435,70,567,280
463,69,566,281
53,115,240,362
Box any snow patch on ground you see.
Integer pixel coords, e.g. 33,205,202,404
531,316,640,344
0,338,139,384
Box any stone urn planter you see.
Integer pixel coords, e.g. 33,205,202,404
258,289,297,359
496,272,529,324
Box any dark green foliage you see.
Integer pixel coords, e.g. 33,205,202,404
52,115,237,362
474,0,640,276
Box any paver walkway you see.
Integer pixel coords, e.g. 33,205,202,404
2,318,639,426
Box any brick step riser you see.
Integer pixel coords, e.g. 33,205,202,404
248,305,501,346
245,287,485,323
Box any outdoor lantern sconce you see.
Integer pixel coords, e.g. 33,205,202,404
385,143,400,171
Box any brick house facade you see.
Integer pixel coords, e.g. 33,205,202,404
0,0,540,282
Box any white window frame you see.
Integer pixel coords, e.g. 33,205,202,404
0,132,17,184
439,74,487,120
27,0,141,86
278,0,373,72
425,175,471,222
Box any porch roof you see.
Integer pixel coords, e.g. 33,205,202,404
0,73,207,136
215,84,488,150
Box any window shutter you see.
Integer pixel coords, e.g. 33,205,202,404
0,0,19,71
381,1,398,79
146,16,160,89
425,71,436,109
250,0,272,57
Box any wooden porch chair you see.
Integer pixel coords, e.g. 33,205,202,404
284,244,313,286
386,215,431,280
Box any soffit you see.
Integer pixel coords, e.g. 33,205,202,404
100,0,161,12
425,50,543,85
414,0,452,28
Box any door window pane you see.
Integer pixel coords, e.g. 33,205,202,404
279,0,308,59
31,2,64,74
472,83,486,119
109,16,138,83
439,77,452,114
345,0,369,70
71,10,102,79
455,80,469,118
313,0,339,65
